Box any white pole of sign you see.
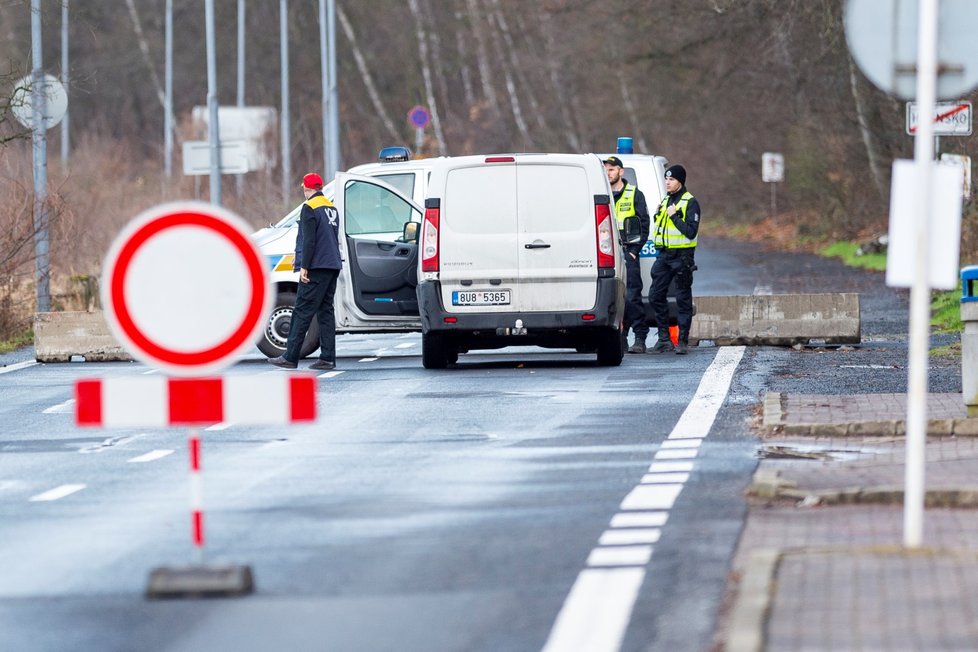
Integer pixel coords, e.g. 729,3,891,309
904,0,938,549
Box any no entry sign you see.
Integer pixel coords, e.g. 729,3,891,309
101,202,272,376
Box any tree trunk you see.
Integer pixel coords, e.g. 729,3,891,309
847,52,887,201
617,69,651,154
408,0,447,155
336,4,402,143
124,0,165,109
453,4,476,108
538,5,581,151
464,0,500,117
490,0,548,137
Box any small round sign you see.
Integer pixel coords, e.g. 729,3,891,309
11,73,68,130
407,105,431,129
101,202,271,376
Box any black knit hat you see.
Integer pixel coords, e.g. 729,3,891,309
664,165,686,185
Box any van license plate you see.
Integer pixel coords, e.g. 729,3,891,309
452,290,511,306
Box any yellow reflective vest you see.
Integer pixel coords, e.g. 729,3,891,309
653,191,697,249
612,184,637,229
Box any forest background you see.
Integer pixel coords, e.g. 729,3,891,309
0,0,976,341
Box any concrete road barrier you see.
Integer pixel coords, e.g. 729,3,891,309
689,293,860,346
34,311,132,362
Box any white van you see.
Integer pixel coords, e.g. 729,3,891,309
253,148,435,357
416,153,627,368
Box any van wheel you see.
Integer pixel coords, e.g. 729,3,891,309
596,329,625,366
257,291,320,359
422,332,449,369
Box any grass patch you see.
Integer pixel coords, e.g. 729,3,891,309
932,287,963,333
819,241,887,271
0,329,32,354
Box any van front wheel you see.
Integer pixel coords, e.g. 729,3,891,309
257,291,320,359
422,332,450,369
596,329,625,367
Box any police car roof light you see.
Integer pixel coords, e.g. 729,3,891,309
616,137,634,154
379,146,411,162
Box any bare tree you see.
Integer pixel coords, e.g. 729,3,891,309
124,0,165,109
453,5,476,108
407,0,447,155
463,0,501,117
538,5,581,151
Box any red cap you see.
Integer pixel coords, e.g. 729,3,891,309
302,173,324,190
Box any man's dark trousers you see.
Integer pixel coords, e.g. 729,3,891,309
624,252,648,340
285,268,339,363
650,248,695,340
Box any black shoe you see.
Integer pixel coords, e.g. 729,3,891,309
309,359,336,371
627,340,646,354
675,342,688,355
649,340,675,354
267,356,297,369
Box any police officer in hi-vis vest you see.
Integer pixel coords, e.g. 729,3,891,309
603,156,651,353
649,164,700,355
269,172,343,371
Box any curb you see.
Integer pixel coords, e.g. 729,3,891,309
748,468,978,507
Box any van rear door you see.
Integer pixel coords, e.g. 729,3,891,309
332,173,424,330
516,160,597,311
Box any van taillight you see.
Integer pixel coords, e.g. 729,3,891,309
421,207,440,272
485,156,515,163
595,203,615,268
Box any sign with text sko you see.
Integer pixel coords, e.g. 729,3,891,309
906,101,972,136
101,202,272,376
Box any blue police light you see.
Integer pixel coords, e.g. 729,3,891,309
616,137,634,154
378,146,411,162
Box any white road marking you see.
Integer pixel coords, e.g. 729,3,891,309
544,347,745,652
80,436,136,453
0,361,36,375
127,449,175,463
542,568,645,652
394,342,415,349
640,472,690,484
205,422,234,431
753,284,772,295
610,512,669,528
318,370,345,379
620,484,683,511
661,438,702,448
653,448,698,459
648,460,694,473
29,484,86,502
43,399,75,414
587,546,653,567
141,369,158,375
598,529,661,546
359,357,379,362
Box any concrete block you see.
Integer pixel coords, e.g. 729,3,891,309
690,293,860,346
33,311,132,362
145,564,254,599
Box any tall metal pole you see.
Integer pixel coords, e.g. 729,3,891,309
326,0,339,177
236,0,246,195
280,0,291,203
319,0,328,178
60,0,69,164
31,0,50,313
164,0,173,179
205,0,222,205
904,0,938,549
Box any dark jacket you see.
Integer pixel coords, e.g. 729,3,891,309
661,185,701,242
294,192,342,271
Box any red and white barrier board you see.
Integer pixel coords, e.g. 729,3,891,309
75,375,316,427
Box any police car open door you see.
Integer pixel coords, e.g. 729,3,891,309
332,173,423,330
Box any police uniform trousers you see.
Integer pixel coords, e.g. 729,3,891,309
650,248,695,342
285,268,340,363
624,251,648,340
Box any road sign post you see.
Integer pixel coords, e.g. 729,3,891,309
408,105,431,156
762,152,784,214
76,202,316,598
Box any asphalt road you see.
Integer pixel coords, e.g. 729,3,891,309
0,236,955,652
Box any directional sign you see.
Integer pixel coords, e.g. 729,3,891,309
906,101,972,136
408,105,431,129
100,202,272,376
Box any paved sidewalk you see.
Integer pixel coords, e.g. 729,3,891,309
719,393,978,651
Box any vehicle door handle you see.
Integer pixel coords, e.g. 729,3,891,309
395,248,410,256
525,242,551,249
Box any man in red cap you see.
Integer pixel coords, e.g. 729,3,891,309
269,172,342,370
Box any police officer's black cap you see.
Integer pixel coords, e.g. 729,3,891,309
664,164,686,185
603,156,624,168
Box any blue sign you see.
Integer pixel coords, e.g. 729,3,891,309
408,105,431,129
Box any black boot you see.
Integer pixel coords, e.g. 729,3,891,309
649,329,675,354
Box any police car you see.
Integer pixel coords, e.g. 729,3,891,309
253,147,435,358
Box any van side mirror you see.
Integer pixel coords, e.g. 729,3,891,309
622,216,643,245
402,221,419,243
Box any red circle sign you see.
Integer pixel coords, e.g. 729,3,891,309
101,202,271,376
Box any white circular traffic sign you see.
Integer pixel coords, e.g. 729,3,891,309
11,74,67,129
101,202,271,376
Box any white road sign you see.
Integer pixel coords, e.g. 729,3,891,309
11,73,67,129
906,101,972,136
182,140,252,176
762,152,784,182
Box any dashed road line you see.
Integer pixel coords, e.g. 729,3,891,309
359,357,379,363
318,370,345,379
43,399,75,414
205,422,235,431
394,342,415,349
543,346,745,652
29,484,86,502
127,449,175,463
